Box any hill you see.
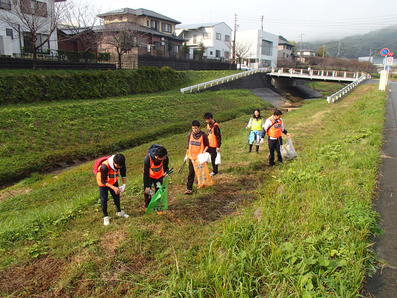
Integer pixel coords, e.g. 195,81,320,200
305,25,397,58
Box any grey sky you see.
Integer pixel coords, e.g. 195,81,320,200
93,0,397,41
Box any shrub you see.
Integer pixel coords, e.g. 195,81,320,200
0,68,186,104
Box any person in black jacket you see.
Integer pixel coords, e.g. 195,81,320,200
204,112,221,176
143,145,169,207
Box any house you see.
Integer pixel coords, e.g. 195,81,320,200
0,0,61,56
96,8,185,58
57,25,97,60
296,49,316,63
175,22,232,61
236,29,279,68
278,35,295,61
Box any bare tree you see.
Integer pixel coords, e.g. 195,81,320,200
235,42,251,69
0,0,67,69
99,23,146,69
60,0,99,62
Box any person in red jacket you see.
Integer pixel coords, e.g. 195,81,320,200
96,154,129,226
204,112,221,176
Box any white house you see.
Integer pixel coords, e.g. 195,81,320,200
175,22,232,60
0,0,59,56
236,29,279,68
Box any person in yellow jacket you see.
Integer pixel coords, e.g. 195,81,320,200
264,109,291,166
246,109,264,153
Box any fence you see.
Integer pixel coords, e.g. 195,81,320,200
0,56,116,70
139,55,236,71
180,68,269,93
326,75,369,103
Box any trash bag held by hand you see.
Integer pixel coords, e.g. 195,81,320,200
193,160,214,188
215,152,221,165
146,178,169,214
281,138,297,161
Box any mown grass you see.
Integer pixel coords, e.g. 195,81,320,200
0,83,385,296
305,81,346,97
0,70,245,186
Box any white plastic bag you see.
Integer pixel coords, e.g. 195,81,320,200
198,152,211,164
215,153,221,165
281,138,297,160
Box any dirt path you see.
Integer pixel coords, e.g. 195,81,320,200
366,82,397,296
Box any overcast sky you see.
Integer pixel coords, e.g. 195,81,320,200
93,0,397,41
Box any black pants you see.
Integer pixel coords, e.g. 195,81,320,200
207,147,218,174
268,137,283,166
187,159,196,190
144,178,163,207
99,182,121,217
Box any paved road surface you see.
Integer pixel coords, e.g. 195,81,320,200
367,82,397,297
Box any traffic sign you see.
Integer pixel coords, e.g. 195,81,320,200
380,48,390,56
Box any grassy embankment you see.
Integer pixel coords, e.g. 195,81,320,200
0,83,385,296
305,81,347,97
0,70,243,186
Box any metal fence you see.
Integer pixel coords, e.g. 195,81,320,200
180,68,269,93
326,75,370,103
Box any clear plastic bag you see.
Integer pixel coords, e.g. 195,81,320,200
215,153,221,165
281,138,297,160
198,152,211,164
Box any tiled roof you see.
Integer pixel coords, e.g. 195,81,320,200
97,8,180,24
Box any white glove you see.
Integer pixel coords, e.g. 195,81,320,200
184,155,188,162
119,184,126,193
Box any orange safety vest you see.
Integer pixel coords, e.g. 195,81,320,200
207,122,220,148
267,117,283,139
188,133,205,160
96,160,119,187
149,155,164,179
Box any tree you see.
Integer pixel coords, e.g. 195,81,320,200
234,42,251,69
99,23,146,69
316,46,328,58
0,0,67,69
60,0,100,62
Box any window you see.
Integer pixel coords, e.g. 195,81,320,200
162,23,172,33
216,33,221,40
150,20,159,30
23,32,49,53
210,51,213,55
261,40,273,56
224,51,230,59
6,28,13,40
225,35,230,42
216,50,221,58
0,0,11,10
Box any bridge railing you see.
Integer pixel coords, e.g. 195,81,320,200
180,68,269,93
326,75,370,103
271,68,367,79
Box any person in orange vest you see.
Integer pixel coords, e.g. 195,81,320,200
264,110,291,166
143,144,169,207
204,112,221,176
184,120,209,195
95,154,129,226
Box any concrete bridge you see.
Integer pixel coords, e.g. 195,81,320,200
269,68,368,83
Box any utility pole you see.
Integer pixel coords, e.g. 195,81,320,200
300,33,304,50
232,13,237,66
337,41,341,57
261,15,264,32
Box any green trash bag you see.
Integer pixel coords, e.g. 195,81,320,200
146,178,169,214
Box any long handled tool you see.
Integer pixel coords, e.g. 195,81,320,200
177,160,187,174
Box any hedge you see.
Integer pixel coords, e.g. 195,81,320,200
0,66,186,104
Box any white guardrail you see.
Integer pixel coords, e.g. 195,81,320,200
326,75,370,103
180,68,269,93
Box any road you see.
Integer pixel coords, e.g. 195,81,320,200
367,82,397,296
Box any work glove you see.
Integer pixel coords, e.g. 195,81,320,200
119,184,126,193
184,155,188,162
